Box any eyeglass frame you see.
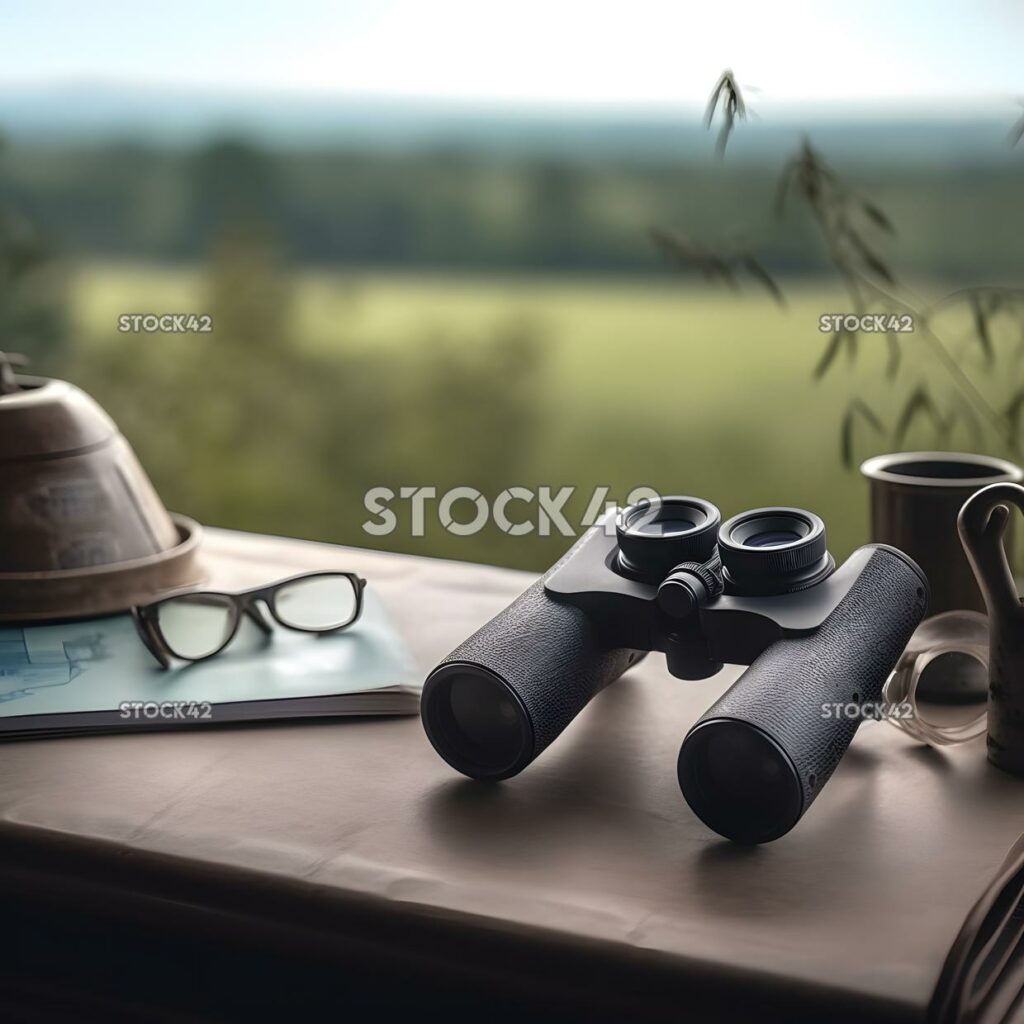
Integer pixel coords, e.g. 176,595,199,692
132,571,368,669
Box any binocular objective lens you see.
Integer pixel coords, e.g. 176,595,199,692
421,666,531,779
678,720,803,844
450,674,521,753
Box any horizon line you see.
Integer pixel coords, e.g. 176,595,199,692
0,76,1019,122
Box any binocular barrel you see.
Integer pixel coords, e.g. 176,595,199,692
421,570,642,780
678,544,927,843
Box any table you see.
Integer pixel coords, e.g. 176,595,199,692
1,529,1021,1022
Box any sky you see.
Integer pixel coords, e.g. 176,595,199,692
0,0,1021,110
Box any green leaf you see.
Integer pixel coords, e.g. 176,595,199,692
704,74,728,128
861,201,895,233
1005,392,1024,443
814,330,848,379
846,230,896,285
970,292,994,365
740,254,784,305
948,392,983,447
895,386,945,445
774,161,797,217
840,399,885,467
885,333,901,379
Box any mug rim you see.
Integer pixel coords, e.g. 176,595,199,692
860,451,1024,489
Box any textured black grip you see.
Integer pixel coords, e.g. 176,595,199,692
436,573,640,764
688,545,927,829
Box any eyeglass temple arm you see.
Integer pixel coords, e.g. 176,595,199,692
131,608,172,669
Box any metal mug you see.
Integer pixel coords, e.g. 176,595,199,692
861,452,1023,614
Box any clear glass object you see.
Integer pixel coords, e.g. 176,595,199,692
883,610,990,746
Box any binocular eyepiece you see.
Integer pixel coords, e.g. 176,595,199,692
717,507,833,594
421,496,928,843
614,496,720,579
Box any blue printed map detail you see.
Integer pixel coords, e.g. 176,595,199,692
0,628,110,703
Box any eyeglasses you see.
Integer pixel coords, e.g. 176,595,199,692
132,572,367,669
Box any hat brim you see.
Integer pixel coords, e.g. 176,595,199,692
0,513,206,622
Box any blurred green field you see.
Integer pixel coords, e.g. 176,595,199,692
66,263,959,570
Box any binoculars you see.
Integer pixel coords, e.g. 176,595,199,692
421,497,928,843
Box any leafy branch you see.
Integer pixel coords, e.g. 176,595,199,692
777,139,1024,461
656,72,1024,467
648,226,782,303
651,74,783,301
705,70,747,158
